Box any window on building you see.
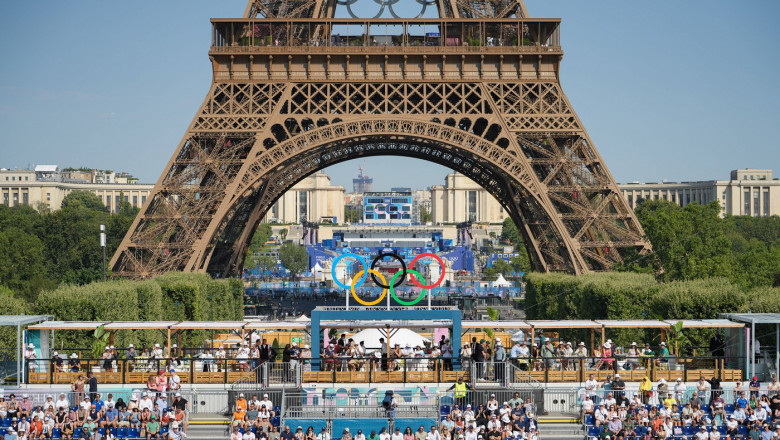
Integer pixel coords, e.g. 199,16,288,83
377,214,386,220
22,193,28,205
13,193,18,204
299,191,308,221
124,195,129,202
764,190,770,216
467,190,477,221
754,191,760,217
686,193,690,205
401,214,411,219
364,205,374,212
365,213,375,220
115,195,120,213
106,195,111,208
133,195,138,206
25,176,28,181
389,213,399,219
141,195,147,205
2,192,8,206
744,190,750,215
671,193,676,203
627,195,633,208
11,176,15,181
401,206,411,212
46,193,51,201
388,205,399,212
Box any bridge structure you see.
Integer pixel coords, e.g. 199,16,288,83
111,0,652,279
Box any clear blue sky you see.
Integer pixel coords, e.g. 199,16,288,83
1,1,778,192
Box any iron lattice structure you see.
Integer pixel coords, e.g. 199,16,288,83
112,0,651,278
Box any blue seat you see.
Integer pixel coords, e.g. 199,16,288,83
129,428,140,438
716,426,726,435
584,414,595,425
117,427,128,437
98,428,106,435
161,427,169,436
441,415,447,422
0,429,6,436
702,404,711,413
1,419,8,427
52,428,62,439
724,404,734,413
274,405,282,415
683,426,694,436
738,426,748,436
635,426,647,436
271,416,281,427
441,405,451,415
588,426,600,437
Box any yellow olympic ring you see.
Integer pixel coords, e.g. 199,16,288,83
350,269,388,306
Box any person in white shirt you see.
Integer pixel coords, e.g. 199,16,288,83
169,369,181,391
464,426,478,440
755,406,768,423
674,379,686,402
594,403,608,427
259,394,274,415
602,393,616,409
243,429,257,440
585,374,600,401
499,403,511,425
80,396,92,412
487,415,501,430
426,426,441,440
318,427,331,440
355,429,367,440
463,404,475,427
55,393,70,412
694,425,708,440
139,393,154,412
486,395,499,414
389,427,401,440
168,422,187,439
581,395,594,418
43,396,55,412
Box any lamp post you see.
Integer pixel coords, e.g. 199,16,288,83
100,225,106,281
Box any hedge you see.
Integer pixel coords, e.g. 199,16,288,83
34,272,244,351
524,272,778,350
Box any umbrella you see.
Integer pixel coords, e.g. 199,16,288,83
349,328,430,350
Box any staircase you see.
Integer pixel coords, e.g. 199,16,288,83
539,418,584,440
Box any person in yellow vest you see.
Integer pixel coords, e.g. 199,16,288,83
639,377,653,405
447,377,472,408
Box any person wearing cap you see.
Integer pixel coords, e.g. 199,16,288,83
257,393,273,416
447,377,472,409
316,427,331,440
169,421,187,440
387,427,399,440
574,342,588,365
144,413,161,439
625,342,641,370
657,341,670,369
749,375,762,399
50,350,64,373
23,343,37,373
168,368,181,392
102,401,119,429
539,338,555,371
493,339,506,382
485,420,501,440
611,374,626,406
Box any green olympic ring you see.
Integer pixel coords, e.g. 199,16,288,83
389,269,427,306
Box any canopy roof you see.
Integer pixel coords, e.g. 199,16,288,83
0,315,51,327
720,313,780,325
28,318,743,331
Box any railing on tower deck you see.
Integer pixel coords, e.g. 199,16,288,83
303,357,470,384
210,18,561,53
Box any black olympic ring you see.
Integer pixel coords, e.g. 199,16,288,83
370,252,407,289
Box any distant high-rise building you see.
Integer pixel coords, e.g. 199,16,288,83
352,165,373,193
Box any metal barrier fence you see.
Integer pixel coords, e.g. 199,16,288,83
283,390,440,420
579,385,780,409
470,361,541,388
232,362,301,389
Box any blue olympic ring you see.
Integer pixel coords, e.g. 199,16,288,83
331,253,369,290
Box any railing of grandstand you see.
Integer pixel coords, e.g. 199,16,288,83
316,306,458,311
26,357,281,385
305,356,468,384
505,356,745,383
283,390,440,419
579,386,780,409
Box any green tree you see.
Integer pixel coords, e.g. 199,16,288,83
61,190,106,211
279,242,309,279
344,205,362,223
634,200,734,281
243,223,273,267
500,218,531,269
419,206,432,223
0,227,50,301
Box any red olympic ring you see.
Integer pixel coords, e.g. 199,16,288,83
408,252,446,289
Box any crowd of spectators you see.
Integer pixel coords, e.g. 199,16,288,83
0,389,189,439
582,375,780,440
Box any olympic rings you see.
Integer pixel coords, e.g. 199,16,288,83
350,269,388,306
408,253,446,289
331,253,369,290
370,252,407,289
389,269,427,306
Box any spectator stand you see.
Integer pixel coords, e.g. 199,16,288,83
721,313,780,381
0,314,52,386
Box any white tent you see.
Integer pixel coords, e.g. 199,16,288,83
294,314,311,322
492,273,511,287
312,262,325,281
349,328,430,350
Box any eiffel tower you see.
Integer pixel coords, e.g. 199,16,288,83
111,0,652,278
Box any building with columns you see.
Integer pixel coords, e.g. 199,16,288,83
0,166,153,213
618,169,780,217
429,172,508,224
263,172,345,223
